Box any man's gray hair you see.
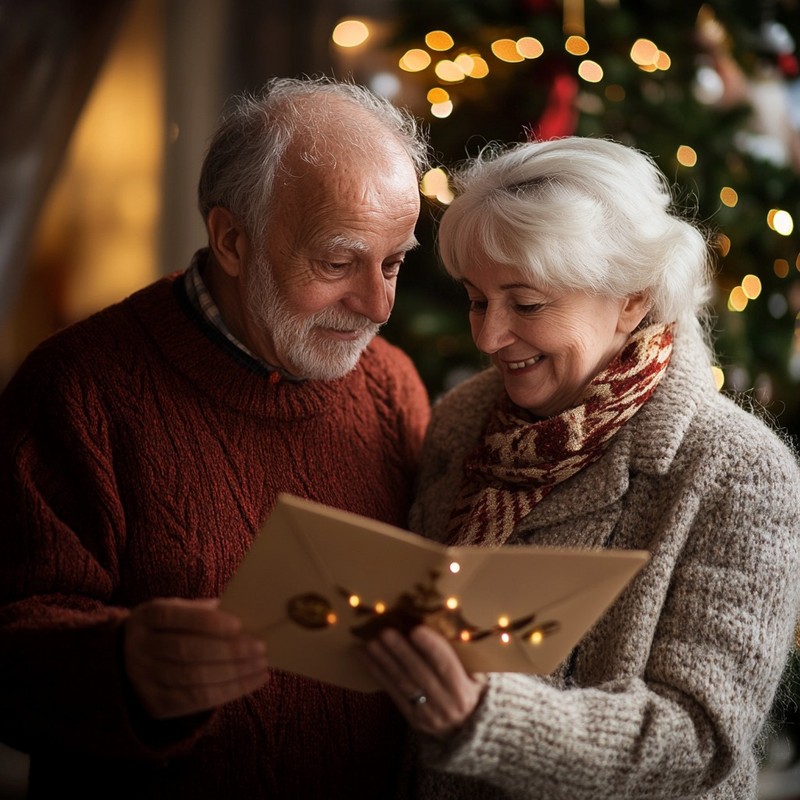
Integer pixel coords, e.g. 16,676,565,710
198,76,430,242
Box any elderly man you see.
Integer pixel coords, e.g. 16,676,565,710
0,77,430,798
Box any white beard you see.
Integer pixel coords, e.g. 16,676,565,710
245,251,381,381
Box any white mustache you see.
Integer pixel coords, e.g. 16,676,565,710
311,308,381,336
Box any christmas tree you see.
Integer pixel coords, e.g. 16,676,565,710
376,0,800,446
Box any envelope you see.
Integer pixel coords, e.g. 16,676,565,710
219,493,649,692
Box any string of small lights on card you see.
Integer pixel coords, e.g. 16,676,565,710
285,561,560,647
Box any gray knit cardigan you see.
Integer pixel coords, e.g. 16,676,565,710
406,326,800,799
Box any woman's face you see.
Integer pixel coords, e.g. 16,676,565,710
461,259,648,417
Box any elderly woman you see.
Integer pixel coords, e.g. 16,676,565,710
363,137,800,799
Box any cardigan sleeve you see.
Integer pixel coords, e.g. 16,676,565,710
0,342,208,760
415,417,800,798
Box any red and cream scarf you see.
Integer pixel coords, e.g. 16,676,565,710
445,323,674,547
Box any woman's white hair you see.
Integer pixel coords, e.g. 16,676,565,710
438,137,714,335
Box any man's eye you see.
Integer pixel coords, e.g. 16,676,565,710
382,260,403,278
516,303,543,314
468,299,487,313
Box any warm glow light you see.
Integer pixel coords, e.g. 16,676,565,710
772,210,794,236
565,35,589,55
399,49,431,72
426,30,454,51
529,630,544,645
711,366,724,391
446,597,459,610
715,233,731,257
605,84,625,102
720,187,738,207
430,100,454,118
454,53,475,74
421,167,450,199
630,38,659,66
578,60,603,82
332,19,370,48
491,38,524,63
517,37,544,59
500,632,511,644
427,87,449,103
728,286,748,312
741,274,762,299
656,50,672,70
326,612,337,624
774,259,790,278
434,59,465,82
449,561,461,574
348,594,360,607
676,145,697,167
498,615,510,628
460,630,472,642
374,602,386,614
467,55,490,78
768,208,778,229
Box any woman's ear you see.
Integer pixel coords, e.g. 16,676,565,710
206,207,249,278
618,292,652,334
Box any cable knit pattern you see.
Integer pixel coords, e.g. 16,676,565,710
407,325,800,799
0,274,430,799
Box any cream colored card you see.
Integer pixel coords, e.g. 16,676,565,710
219,494,649,692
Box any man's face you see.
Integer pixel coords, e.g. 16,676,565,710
241,146,420,380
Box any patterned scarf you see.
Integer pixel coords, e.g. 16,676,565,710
446,323,674,547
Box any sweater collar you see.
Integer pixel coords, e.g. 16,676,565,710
126,273,367,421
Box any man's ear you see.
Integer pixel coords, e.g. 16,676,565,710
207,207,248,278
618,292,652,334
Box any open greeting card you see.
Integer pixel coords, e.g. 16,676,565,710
219,494,649,692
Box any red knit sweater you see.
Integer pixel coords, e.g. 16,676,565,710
0,274,430,798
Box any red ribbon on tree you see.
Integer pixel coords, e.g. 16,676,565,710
529,70,579,140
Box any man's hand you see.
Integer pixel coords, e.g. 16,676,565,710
123,597,269,719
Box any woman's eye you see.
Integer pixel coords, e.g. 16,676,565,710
468,299,487,313
516,303,543,314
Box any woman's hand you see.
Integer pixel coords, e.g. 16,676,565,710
361,624,487,738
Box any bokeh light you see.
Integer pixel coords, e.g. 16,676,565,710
426,30,454,51
517,37,544,59
741,274,762,299
565,35,589,55
332,19,370,48
399,49,431,72
728,285,748,312
578,60,603,82
421,167,455,203
630,38,659,66
491,38,524,63
434,59,465,82
676,145,697,167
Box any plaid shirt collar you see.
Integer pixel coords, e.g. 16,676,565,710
183,248,295,381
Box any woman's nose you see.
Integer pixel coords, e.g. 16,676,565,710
473,309,516,354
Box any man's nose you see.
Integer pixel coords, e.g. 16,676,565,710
347,266,394,324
